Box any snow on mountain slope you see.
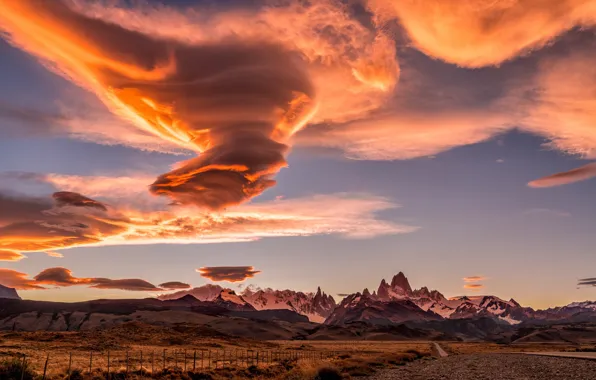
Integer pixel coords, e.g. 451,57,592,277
220,289,245,304
214,289,255,311
333,272,531,325
241,286,335,323
158,284,223,301
567,301,596,310
158,284,335,322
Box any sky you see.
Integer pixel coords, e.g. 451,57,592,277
1,0,596,309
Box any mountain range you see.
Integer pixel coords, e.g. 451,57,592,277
158,284,336,323
2,271,596,342
326,272,596,326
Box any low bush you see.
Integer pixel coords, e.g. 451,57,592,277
314,366,343,380
0,357,36,380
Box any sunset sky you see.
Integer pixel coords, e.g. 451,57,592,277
1,0,596,309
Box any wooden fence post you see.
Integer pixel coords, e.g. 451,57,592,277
208,350,211,369
41,353,49,380
163,349,166,372
107,351,110,380
193,350,197,371
151,351,154,374
89,351,93,374
67,352,72,380
140,351,144,379
20,354,26,380
201,350,204,369
126,351,129,375
184,349,187,372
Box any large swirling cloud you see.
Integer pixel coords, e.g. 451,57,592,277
0,0,397,210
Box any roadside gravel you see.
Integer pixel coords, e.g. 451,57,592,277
368,353,596,380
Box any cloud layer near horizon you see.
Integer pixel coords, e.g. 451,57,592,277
0,188,415,257
0,267,171,291
196,266,262,283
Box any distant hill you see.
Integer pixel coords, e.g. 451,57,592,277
0,284,20,300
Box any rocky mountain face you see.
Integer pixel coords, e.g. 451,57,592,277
325,272,596,326
158,284,336,323
0,284,20,300
324,292,442,326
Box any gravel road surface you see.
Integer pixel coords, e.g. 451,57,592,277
368,353,596,380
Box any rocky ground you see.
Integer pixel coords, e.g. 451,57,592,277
368,353,596,380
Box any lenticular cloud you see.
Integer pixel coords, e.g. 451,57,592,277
0,0,397,210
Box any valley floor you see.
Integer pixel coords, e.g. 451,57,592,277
369,353,596,380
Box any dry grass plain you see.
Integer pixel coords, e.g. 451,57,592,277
1,325,594,379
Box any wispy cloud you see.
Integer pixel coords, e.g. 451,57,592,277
464,284,484,291
158,282,191,290
0,250,25,262
528,163,596,188
577,278,596,287
0,190,417,256
0,269,44,290
463,276,486,283
196,266,261,283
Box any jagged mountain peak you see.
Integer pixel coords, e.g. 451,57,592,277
390,271,412,293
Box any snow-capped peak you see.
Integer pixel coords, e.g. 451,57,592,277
220,289,245,304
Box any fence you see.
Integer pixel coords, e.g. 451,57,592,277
2,348,335,378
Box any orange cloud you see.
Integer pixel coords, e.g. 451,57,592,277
464,284,484,290
0,269,44,290
3,267,174,292
0,0,397,210
0,190,415,255
0,191,128,254
370,0,596,67
89,279,162,292
463,276,486,283
196,266,261,283
528,163,596,188
298,111,510,160
0,250,25,262
45,251,64,258
159,282,191,290
34,267,93,286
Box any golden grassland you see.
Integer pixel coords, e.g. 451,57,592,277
0,328,433,379
2,326,595,379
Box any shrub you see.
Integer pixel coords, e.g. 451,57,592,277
0,357,36,380
315,367,343,380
